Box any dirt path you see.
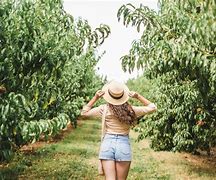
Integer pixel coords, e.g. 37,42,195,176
0,119,215,180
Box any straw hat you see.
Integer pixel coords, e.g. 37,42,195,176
102,80,130,105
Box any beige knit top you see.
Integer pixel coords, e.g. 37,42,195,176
81,103,157,135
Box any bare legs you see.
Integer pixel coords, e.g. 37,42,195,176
115,161,131,180
102,160,131,180
102,160,116,180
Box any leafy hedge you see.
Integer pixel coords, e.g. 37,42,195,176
119,0,216,153
0,0,110,161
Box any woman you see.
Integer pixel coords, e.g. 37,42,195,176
81,80,157,180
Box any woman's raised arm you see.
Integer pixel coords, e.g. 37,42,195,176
129,91,157,117
80,90,105,119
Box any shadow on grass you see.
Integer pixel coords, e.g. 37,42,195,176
0,120,101,180
0,146,98,180
0,148,54,179
185,163,216,178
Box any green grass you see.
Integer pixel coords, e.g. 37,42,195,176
1,119,216,180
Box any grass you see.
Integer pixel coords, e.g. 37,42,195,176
0,119,216,180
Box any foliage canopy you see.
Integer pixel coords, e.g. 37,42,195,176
0,0,110,161
119,0,216,153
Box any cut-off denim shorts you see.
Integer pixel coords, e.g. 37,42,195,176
99,133,132,161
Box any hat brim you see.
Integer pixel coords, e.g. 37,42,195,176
102,82,129,105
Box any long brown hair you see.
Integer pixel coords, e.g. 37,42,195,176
108,102,137,126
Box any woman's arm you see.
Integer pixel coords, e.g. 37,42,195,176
80,90,104,118
85,90,104,108
129,91,157,117
129,91,152,106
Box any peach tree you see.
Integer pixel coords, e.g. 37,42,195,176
0,0,110,161
118,0,216,153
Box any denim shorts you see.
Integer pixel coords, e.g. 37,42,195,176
99,133,132,161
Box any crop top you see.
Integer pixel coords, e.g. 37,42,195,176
81,103,157,135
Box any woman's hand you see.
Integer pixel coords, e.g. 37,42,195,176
129,91,154,107
129,91,139,99
95,90,105,99
82,90,104,109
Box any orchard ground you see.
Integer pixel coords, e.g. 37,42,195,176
0,119,216,180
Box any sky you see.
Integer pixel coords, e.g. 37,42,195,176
63,0,158,82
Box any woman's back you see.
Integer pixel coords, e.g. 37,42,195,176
81,103,157,135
